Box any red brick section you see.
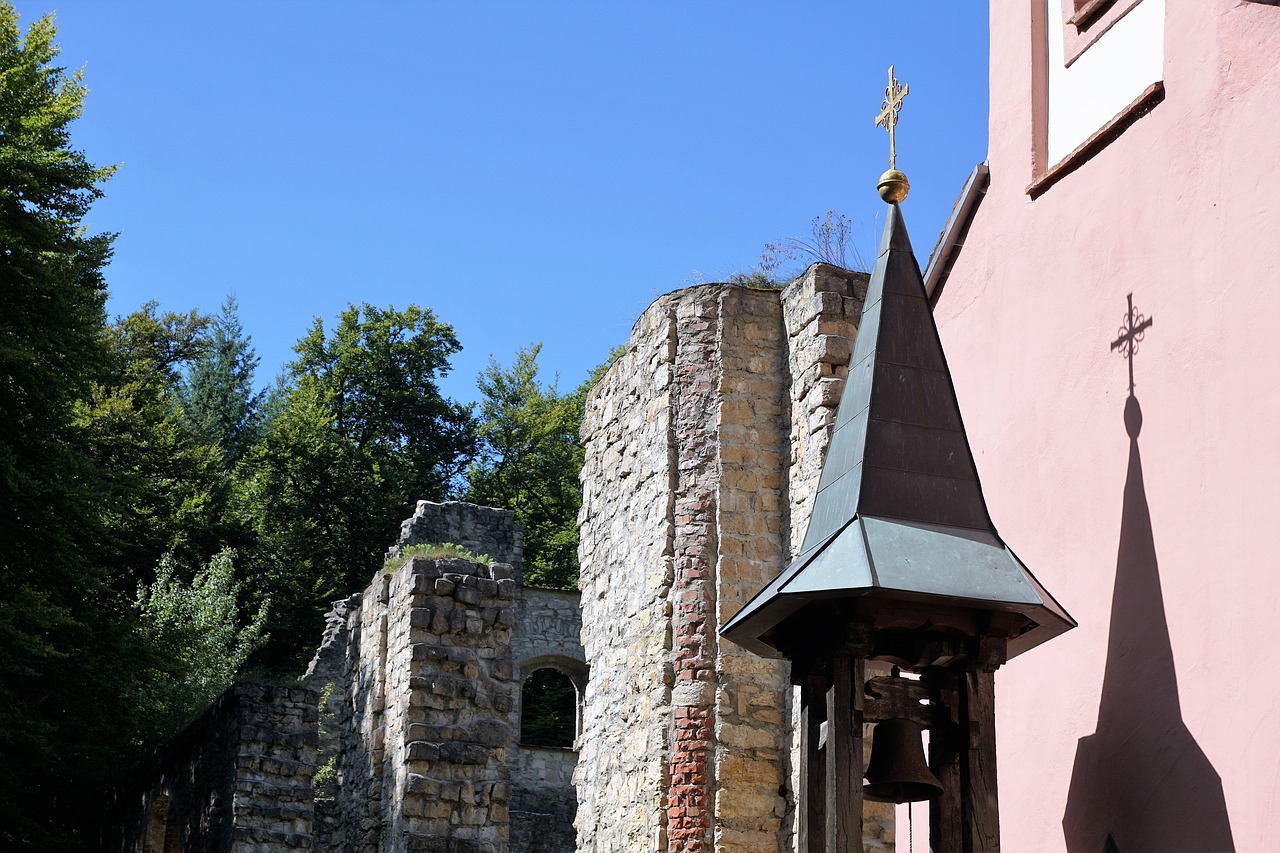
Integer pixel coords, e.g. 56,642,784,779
665,293,721,853
668,706,712,852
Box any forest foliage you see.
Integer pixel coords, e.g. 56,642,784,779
0,7,598,849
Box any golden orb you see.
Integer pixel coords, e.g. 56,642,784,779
877,168,910,203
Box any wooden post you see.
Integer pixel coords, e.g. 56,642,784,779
798,670,828,853
963,669,1000,852
825,656,864,853
927,672,963,853
852,657,866,845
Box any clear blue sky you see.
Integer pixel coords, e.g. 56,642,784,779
14,1,989,404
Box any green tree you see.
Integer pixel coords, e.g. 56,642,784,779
237,303,475,669
465,344,586,589
180,295,263,468
77,302,229,573
0,3,115,579
133,549,268,745
0,6,136,848
519,668,577,747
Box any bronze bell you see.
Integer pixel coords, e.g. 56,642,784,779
863,718,944,803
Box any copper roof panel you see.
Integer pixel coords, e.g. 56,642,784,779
863,420,975,481
868,364,963,431
857,466,990,530
817,407,869,492
803,463,863,552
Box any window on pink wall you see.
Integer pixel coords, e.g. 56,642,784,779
1062,0,1145,66
1027,0,1166,197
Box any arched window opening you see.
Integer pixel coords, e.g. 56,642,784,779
520,667,577,748
139,793,178,853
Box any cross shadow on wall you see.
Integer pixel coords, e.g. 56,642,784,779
1062,298,1234,853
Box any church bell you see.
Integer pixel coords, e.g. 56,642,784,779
863,718,944,804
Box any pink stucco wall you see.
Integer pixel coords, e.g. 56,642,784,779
931,2,1280,851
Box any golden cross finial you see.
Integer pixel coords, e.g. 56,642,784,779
875,65,909,169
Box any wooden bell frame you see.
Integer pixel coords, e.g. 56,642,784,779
790,619,1007,853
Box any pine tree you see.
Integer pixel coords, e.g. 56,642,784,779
181,295,262,468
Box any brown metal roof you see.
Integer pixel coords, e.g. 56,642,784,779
721,203,1074,662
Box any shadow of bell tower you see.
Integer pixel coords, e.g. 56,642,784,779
1062,297,1234,852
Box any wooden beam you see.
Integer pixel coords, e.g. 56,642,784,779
852,658,866,848
799,671,828,853
863,675,932,726
927,672,963,853
824,657,864,853
963,670,1000,852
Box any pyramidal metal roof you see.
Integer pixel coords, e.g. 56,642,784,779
721,203,1074,661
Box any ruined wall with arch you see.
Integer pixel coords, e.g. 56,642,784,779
300,500,585,853
510,587,585,853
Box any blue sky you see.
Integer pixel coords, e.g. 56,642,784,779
14,1,989,404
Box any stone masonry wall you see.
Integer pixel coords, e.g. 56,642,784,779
779,265,866,543
509,746,578,853
511,587,584,853
387,557,517,853
577,265,893,853
711,287,791,853
664,287,724,853
305,555,519,853
109,683,318,853
512,587,585,674
576,299,679,852
396,500,524,584
305,500,583,853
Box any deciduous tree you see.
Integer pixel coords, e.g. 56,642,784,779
79,302,228,573
133,549,268,745
237,303,476,669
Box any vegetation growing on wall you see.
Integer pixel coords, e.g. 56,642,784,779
385,543,494,572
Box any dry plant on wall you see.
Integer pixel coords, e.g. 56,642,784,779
759,210,873,280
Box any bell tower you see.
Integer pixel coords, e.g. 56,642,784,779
721,69,1075,853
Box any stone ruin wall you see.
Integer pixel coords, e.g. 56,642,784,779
575,297,682,853
305,554,520,853
304,500,583,853
576,264,894,853
117,500,583,853
394,500,525,584
111,259,893,853
510,588,585,853
109,683,319,853
508,745,577,853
